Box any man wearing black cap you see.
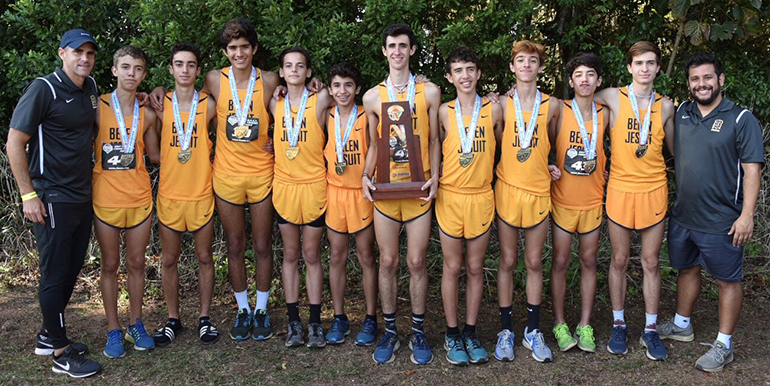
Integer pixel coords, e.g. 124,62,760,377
6,28,103,378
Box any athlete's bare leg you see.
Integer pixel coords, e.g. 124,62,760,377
404,209,432,315
279,223,302,303
550,225,573,325
216,197,248,293
301,226,325,305
193,221,215,317
96,220,123,331
159,225,183,319
577,230,599,326
328,230,350,315
639,222,664,315
608,221,632,312
249,196,274,294
355,226,378,316
465,230,490,326
375,211,402,315
497,218,520,309
674,265,702,318
124,218,152,323
523,219,549,306
440,231,464,328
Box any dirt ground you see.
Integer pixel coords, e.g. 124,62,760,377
1,282,769,386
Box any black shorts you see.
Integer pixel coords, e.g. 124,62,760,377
275,211,325,228
667,219,744,282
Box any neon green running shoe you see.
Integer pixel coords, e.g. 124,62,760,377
575,325,596,353
552,323,577,352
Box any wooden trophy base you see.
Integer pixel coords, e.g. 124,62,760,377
372,181,428,200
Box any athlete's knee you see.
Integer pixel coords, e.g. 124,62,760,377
443,259,462,278
640,253,660,271
406,254,426,273
610,252,630,270
161,252,180,270
226,235,247,256
552,253,571,273
465,259,484,278
101,257,120,275
125,254,145,272
578,252,598,271
379,254,399,274
254,238,272,260
196,250,214,267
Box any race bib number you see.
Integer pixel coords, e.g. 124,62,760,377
564,148,594,176
225,114,259,142
101,143,135,170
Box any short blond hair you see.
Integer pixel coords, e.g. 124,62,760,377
510,40,546,65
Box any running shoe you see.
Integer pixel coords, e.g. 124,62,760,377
553,323,577,352
658,318,695,342
574,325,596,353
285,320,305,347
640,330,668,361
409,331,433,365
607,323,628,355
103,328,125,358
522,327,553,363
198,319,219,345
695,340,733,372
494,329,515,362
229,308,252,341
125,319,155,350
325,317,350,344
356,318,378,346
306,322,326,348
251,309,273,341
372,331,400,364
52,346,102,378
444,333,469,366
462,331,488,364
36,331,88,356
154,319,182,347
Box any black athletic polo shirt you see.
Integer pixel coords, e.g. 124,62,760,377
671,97,764,234
9,67,99,203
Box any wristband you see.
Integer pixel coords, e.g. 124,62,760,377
21,191,38,202
362,173,370,180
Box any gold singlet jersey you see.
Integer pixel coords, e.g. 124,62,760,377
551,101,607,209
214,67,273,176
93,94,151,207
608,87,666,192
496,93,552,196
323,106,368,189
159,91,213,201
376,82,431,183
273,93,326,184
440,98,496,193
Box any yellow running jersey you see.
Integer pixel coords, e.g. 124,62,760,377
324,106,368,189
440,98,496,193
273,93,326,184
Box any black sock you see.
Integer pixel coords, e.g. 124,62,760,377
198,316,210,326
335,313,349,322
500,306,513,331
365,314,377,323
383,313,397,335
286,302,300,323
411,313,425,334
463,324,476,335
167,317,183,332
309,304,322,324
526,303,541,332
446,326,460,336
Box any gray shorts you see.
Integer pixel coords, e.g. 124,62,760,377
667,219,744,282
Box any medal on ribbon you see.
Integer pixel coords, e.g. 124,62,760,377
284,87,310,160
386,73,416,111
513,89,542,163
455,95,482,168
571,99,599,174
110,91,140,167
229,66,257,139
627,84,654,159
334,104,358,175
172,89,199,164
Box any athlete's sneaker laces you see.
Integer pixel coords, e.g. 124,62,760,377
285,320,305,347
125,319,155,350
230,308,252,341
356,318,378,346
103,329,125,358
640,331,668,361
695,341,734,372
372,331,400,364
252,309,273,340
409,331,433,365
607,323,628,355
444,334,469,365
326,317,350,344
523,328,553,363
575,324,596,352
462,331,488,364
553,323,577,352
494,329,515,361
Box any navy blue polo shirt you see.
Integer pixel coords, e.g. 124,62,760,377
9,67,99,203
671,97,764,234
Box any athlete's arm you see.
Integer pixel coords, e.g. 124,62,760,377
6,129,46,224
593,87,620,132
202,69,221,104
361,88,380,202
730,162,761,246
149,86,168,112
422,82,441,201
438,103,448,142
315,87,335,127
547,97,561,148
661,97,675,155
492,99,504,142
143,107,160,164
261,70,280,125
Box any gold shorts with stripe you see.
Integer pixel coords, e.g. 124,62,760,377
374,197,433,223
157,195,215,233
94,201,153,229
495,180,550,229
213,170,272,205
606,184,668,230
326,184,373,234
273,180,327,225
436,188,494,239
551,203,603,234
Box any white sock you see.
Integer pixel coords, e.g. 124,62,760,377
234,290,251,314
645,313,658,331
674,313,690,329
255,290,270,311
612,309,625,325
716,332,732,349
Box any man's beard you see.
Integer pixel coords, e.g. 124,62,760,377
691,83,721,106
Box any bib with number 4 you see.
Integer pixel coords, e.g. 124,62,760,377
225,114,259,142
564,147,594,176
102,142,136,170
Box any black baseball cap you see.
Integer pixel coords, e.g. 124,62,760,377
60,29,99,51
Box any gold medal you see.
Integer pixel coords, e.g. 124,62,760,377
285,146,300,160
120,153,134,167
178,149,192,164
584,159,597,174
335,161,346,175
517,147,532,162
459,152,474,168
635,144,648,158
234,125,248,139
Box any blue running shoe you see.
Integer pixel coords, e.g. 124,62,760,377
444,334,469,366
494,329,515,362
251,309,273,341
607,323,628,355
326,317,350,344
522,328,552,363
372,331,400,364
409,331,433,365
356,318,378,346
103,329,125,358
463,332,488,364
125,319,155,350
229,308,252,341
640,330,668,361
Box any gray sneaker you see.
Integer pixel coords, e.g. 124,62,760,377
306,323,326,348
285,321,305,347
658,318,694,342
695,341,734,372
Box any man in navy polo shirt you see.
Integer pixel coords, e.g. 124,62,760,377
658,52,764,373
6,29,103,378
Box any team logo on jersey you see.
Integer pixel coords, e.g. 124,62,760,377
102,143,114,153
711,119,724,132
91,95,97,109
